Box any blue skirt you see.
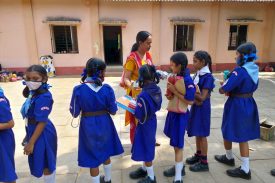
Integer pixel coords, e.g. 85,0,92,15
27,120,57,178
164,112,189,149
131,117,157,162
78,114,124,168
0,129,17,182
222,97,260,143
187,99,211,137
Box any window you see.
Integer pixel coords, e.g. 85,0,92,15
173,25,194,52
51,25,79,54
228,25,248,50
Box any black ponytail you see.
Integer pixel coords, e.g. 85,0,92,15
138,64,159,88
131,43,139,52
170,52,188,77
207,53,213,73
23,86,30,98
82,58,106,86
81,71,88,83
131,31,151,52
151,65,160,84
194,51,213,73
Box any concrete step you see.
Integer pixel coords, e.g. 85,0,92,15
106,66,123,77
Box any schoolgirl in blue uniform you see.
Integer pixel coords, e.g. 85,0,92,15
186,51,215,172
21,65,57,183
215,42,260,180
70,58,124,183
0,87,17,183
129,65,162,183
163,52,196,183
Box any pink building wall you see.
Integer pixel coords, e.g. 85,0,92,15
32,0,93,67
99,1,153,64
0,1,274,74
159,2,212,66
215,3,266,64
271,17,275,61
0,0,30,68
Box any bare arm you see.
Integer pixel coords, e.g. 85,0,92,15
0,120,14,130
167,83,194,105
195,89,210,102
123,70,133,88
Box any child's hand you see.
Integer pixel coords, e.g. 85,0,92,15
194,100,203,106
165,94,174,100
167,83,177,94
21,135,28,147
195,85,200,94
131,81,141,91
130,85,141,91
24,142,34,155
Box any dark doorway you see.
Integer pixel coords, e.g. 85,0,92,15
103,26,123,65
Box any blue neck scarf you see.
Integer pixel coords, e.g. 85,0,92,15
242,62,259,84
0,86,4,97
237,52,259,84
20,83,51,119
20,91,34,119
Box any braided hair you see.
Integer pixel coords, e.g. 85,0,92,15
170,52,188,76
137,64,160,88
81,58,106,86
194,51,213,73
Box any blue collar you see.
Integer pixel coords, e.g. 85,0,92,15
0,87,4,97
242,62,259,84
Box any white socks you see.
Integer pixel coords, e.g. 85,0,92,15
241,157,250,173
103,163,112,182
145,165,155,181
175,162,183,181
44,171,56,183
91,174,100,183
91,163,112,183
226,149,234,160
142,163,146,171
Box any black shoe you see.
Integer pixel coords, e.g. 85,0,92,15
189,161,209,172
214,154,235,166
100,175,111,183
163,165,185,177
129,167,147,179
186,155,200,165
137,176,156,183
226,167,251,180
271,169,275,176
173,180,183,183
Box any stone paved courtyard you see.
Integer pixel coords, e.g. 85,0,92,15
1,73,275,183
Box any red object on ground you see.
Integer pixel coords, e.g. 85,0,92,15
10,78,17,82
264,65,274,72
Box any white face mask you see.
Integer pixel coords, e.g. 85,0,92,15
25,81,42,91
